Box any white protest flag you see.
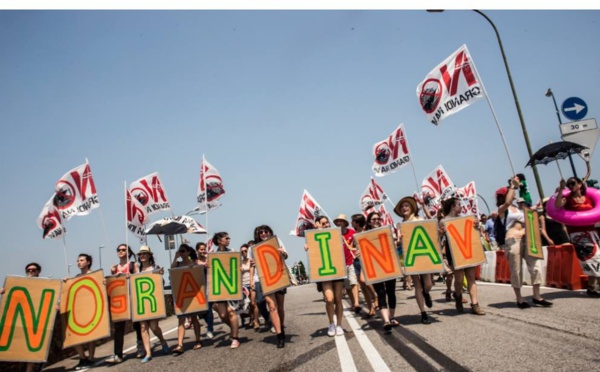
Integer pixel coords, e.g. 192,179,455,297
377,204,395,228
36,196,67,239
50,162,100,221
195,155,225,213
125,186,148,239
290,189,329,237
129,172,172,217
457,181,479,216
359,177,389,211
372,124,411,177
421,165,455,213
416,44,485,126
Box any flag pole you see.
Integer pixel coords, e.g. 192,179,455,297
203,154,210,239
401,125,421,193
469,57,516,176
62,236,69,276
124,181,129,249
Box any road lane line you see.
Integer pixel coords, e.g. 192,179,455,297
334,328,358,372
342,304,391,372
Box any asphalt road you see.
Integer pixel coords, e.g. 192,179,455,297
43,280,600,372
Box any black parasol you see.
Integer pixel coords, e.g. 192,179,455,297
525,141,588,168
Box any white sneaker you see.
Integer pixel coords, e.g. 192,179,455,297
106,355,123,364
336,326,344,336
206,332,214,339
327,323,336,337
270,326,276,334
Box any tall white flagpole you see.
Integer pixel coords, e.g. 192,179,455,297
469,54,516,175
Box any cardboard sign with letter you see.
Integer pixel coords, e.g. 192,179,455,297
169,265,208,315
207,252,242,302
129,271,166,322
305,227,347,282
105,275,131,322
443,216,487,269
253,236,291,295
524,207,544,259
0,276,61,363
400,220,443,275
354,226,402,284
60,270,111,348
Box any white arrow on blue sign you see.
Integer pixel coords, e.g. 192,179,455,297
561,97,588,121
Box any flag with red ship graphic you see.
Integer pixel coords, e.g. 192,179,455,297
290,189,329,237
417,44,485,125
372,124,411,177
195,155,225,213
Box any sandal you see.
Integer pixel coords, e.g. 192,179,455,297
390,319,400,327
383,322,392,334
172,345,184,355
193,342,203,350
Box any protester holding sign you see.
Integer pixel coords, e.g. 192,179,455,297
64,254,98,370
333,215,359,315
0,263,46,372
394,196,433,325
441,199,486,315
366,212,399,333
107,244,142,363
195,242,215,338
253,225,288,348
136,246,170,363
497,178,553,308
350,214,378,318
305,216,345,337
170,244,203,354
211,232,241,349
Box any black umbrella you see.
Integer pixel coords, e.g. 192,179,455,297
526,141,588,179
526,141,588,167
145,216,207,235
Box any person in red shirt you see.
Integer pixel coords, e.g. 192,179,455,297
333,214,358,313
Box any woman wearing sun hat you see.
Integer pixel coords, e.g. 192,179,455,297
137,245,170,363
394,196,434,324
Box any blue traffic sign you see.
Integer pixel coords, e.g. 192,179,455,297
562,97,588,121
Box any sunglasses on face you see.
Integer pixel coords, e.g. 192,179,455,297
567,181,577,187
26,268,39,273
241,250,248,253
259,230,269,235
138,252,149,256
117,248,127,252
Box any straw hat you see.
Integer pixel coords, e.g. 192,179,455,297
137,245,153,255
333,213,349,227
394,196,418,217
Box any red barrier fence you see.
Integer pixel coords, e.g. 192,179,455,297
546,244,588,290
495,250,511,284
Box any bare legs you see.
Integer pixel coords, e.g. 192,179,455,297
321,281,344,326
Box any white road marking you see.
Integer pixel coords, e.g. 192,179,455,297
334,325,358,372
342,303,391,372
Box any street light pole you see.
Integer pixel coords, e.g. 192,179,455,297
545,88,578,178
427,10,545,199
98,245,105,270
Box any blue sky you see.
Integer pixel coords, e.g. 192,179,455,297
1,10,599,282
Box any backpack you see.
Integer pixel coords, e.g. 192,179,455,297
494,213,508,246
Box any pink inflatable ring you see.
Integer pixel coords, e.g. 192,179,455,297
546,187,600,226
